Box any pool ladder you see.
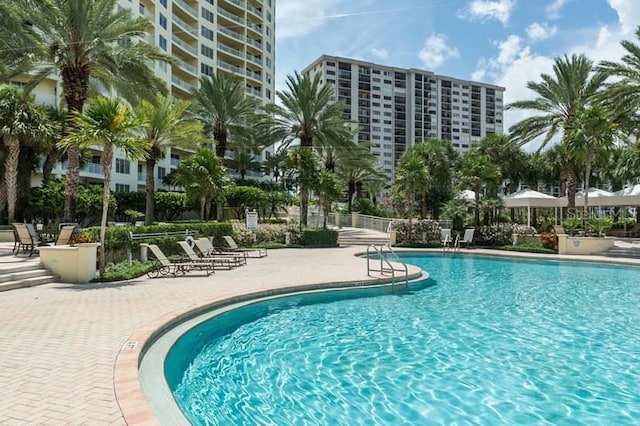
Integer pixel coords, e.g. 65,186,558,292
366,244,409,287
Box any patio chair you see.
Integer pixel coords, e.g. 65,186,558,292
144,244,214,278
12,223,48,256
222,235,267,258
54,225,78,246
459,228,475,248
193,237,247,266
177,241,244,270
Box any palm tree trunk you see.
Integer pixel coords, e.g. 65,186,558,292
42,148,58,183
583,148,593,219
145,158,156,225
99,144,114,276
300,184,309,227
4,138,20,224
62,69,89,222
566,161,577,214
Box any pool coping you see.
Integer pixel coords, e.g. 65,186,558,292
114,265,426,425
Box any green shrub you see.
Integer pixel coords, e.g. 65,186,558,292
499,243,557,254
475,224,513,247
300,228,338,247
94,261,156,282
389,219,440,245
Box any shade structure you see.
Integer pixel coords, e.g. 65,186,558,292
607,184,640,207
558,188,614,207
456,190,476,203
504,189,561,227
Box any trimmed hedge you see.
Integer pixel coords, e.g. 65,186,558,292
300,228,338,247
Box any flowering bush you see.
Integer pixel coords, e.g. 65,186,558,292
540,232,558,250
389,219,440,245
475,224,513,247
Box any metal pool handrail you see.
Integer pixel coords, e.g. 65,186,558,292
366,244,409,287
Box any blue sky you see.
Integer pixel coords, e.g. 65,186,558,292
275,0,640,150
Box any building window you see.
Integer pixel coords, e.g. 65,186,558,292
202,8,214,23
159,35,167,51
115,158,130,174
205,0,214,4
160,0,167,6
115,184,130,192
201,45,214,58
170,153,181,166
159,14,167,29
201,26,214,41
201,63,213,76
157,167,166,179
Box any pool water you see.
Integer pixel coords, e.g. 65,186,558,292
166,255,640,424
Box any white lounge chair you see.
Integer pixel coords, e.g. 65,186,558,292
223,235,267,258
459,228,475,248
193,237,247,266
440,228,452,250
177,241,244,270
145,244,214,278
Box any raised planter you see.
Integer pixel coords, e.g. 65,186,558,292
39,243,101,283
0,229,14,242
557,235,615,255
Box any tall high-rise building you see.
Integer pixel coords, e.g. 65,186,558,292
302,55,505,180
23,0,276,191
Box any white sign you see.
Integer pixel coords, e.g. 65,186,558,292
246,210,258,231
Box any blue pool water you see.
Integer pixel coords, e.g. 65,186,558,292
166,255,640,424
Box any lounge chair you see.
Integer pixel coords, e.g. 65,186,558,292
55,225,78,245
12,223,48,256
193,237,247,266
222,235,267,258
177,241,244,270
144,244,214,278
459,228,475,248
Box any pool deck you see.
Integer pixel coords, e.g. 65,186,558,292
2,236,640,425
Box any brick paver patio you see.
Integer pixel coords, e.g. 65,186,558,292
2,241,639,425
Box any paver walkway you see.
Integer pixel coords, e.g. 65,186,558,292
0,245,410,425
2,242,640,425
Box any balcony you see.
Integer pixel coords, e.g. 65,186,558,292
171,75,194,92
174,0,197,17
246,52,262,66
219,26,243,42
179,60,197,75
173,15,197,37
83,163,103,176
218,7,244,25
227,0,245,8
218,42,244,58
170,157,181,166
246,69,262,81
246,21,262,34
245,36,262,49
219,60,242,74
247,4,262,17
171,35,197,56
245,87,262,97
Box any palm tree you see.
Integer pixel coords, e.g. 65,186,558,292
336,144,385,213
566,105,619,213
508,54,607,210
262,72,354,226
314,170,345,229
171,148,230,220
134,95,203,225
408,139,459,219
59,97,146,275
191,73,259,159
227,151,261,180
598,27,640,136
477,134,527,195
0,85,50,223
393,152,429,238
262,150,288,185
5,0,174,222
458,151,501,226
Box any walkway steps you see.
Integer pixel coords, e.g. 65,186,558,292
602,246,640,259
337,227,389,246
0,262,59,292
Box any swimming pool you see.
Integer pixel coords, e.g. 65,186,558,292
163,254,640,424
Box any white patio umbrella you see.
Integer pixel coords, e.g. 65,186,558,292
456,190,476,204
504,189,561,227
608,184,640,207
559,188,614,208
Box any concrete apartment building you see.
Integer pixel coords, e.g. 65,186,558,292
20,0,276,191
302,55,505,180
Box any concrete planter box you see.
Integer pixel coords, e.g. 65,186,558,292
557,235,615,255
0,230,14,242
39,243,101,283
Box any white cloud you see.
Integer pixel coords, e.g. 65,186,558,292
526,22,558,41
470,0,640,152
546,0,567,19
275,0,345,40
460,0,515,25
371,47,389,59
418,34,460,69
